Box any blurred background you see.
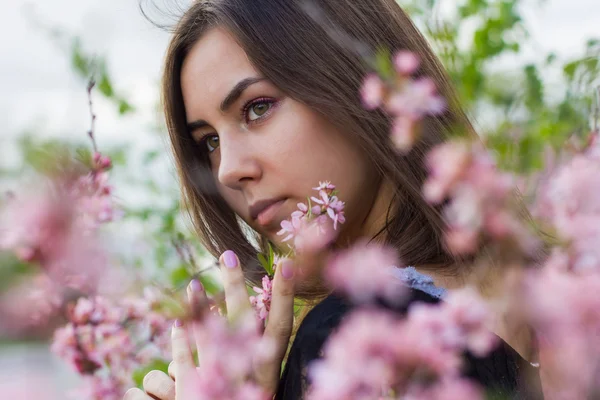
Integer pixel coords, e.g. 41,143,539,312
0,0,598,396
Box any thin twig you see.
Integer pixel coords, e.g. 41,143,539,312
86,78,98,154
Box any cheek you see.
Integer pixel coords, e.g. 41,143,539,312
215,178,247,217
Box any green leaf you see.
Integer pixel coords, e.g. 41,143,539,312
143,151,160,165
374,47,394,81
170,265,191,288
257,252,269,272
198,275,221,296
97,72,114,98
563,61,579,82
70,39,90,76
118,99,135,115
75,147,93,168
267,242,275,275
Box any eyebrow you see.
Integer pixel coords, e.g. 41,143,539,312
186,77,265,133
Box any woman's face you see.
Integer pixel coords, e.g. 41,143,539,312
180,27,381,246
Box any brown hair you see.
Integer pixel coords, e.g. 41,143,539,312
159,0,477,297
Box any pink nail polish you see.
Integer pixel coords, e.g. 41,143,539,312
281,259,294,280
190,279,203,292
223,250,238,268
174,319,183,327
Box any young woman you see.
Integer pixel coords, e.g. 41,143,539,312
125,0,544,398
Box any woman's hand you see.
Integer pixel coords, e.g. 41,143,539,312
123,251,296,400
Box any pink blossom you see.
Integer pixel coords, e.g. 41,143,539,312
310,190,346,230
93,152,112,170
313,181,336,191
0,273,64,336
293,214,337,254
0,171,118,294
443,288,498,356
71,376,125,400
181,312,273,400
277,215,306,242
390,115,417,152
307,306,486,400
423,141,471,204
423,142,536,256
444,228,479,255
278,182,345,247
393,51,420,76
325,239,406,304
523,265,600,398
386,77,446,120
249,275,273,321
51,292,172,398
291,202,309,219
361,74,385,110
405,377,482,400
534,151,600,272
0,190,72,264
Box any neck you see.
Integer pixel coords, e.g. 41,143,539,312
336,178,396,248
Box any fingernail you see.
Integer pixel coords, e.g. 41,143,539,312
223,250,238,269
190,279,203,292
174,319,183,328
281,259,294,280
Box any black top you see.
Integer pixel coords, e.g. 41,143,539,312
275,289,544,399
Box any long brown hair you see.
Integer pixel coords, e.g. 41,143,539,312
159,0,477,297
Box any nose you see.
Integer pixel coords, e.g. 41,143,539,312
216,132,262,190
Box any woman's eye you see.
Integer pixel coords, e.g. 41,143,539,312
204,135,220,153
245,100,274,122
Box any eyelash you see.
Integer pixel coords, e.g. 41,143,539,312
240,97,278,124
198,97,278,155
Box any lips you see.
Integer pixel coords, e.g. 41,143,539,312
249,198,287,227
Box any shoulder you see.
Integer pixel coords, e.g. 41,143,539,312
275,288,438,400
278,287,543,400
290,287,440,362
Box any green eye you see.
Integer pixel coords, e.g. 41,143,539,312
246,101,273,121
251,103,269,118
205,135,220,152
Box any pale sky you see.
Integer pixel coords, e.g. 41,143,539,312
1,0,598,161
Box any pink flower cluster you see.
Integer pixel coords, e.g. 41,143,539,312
72,152,121,231
249,275,273,321
308,288,495,399
182,312,273,400
521,139,600,397
277,181,345,253
423,141,536,255
534,146,600,272
324,239,407,304
0,151,118,271
0,273,63,336
0,151,121,331
360,51,446,152
524,258,600,399
51,289,172,400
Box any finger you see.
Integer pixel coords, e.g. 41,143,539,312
168,361,201,382
123,388,154,400
187,279,208,363
255,258,296,393
171,320,196,399
168,360,176,381
142,370,175,400
219,250,252,320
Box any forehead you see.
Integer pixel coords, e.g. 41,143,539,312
181,27,258,112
